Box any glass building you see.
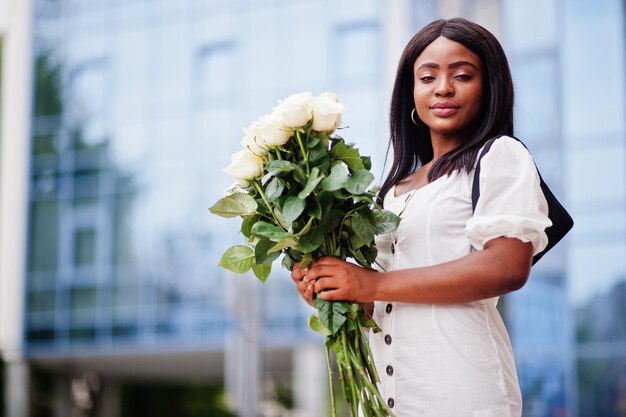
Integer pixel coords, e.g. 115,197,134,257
0,0,624,416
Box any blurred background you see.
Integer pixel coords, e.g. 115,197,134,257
0,0,624,416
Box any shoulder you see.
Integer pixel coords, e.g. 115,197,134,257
490,135,530,155
481,135,534,167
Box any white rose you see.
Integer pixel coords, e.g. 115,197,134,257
254,114,292,147
312,92,345,132
223,148,264,180
272,92,313,128
319,92,339,102
241,128,267,155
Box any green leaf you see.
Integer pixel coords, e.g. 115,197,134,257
269,237,298,253
361,155,372,170
305,198,322,220
352,194,375,204
351,248,369,268
316,299,350,335
320,163,348,191
218,245,254,273
300,252,313,268
298,167,324,199
254,238,280,264
273,207,289,229
282,254,296,271
299,228,324,253
308,142,330,170
344,170,374,195
283,196,306,225
295,216,314,237
349,233,368,250
266,160,296,176
308,314,332,337
307,136,320,148
374,210,401,234
209,193,258,218
265,177,285,202
330,140,364,170
320,209,344,233
316,191,334,214
351,211,377,243
241,214,259,238
293,164,307,184
251,221,291,241
361,244,378,265
362,317,381,333
325,336,348,366
252,263,271,283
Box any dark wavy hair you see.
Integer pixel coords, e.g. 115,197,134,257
378,17,514,204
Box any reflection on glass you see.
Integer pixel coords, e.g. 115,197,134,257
68,59,109,147
517,359,566,417
195,42,235,103
513,56,559,147
74,228,96,267
29,200,59,273
334,22,380,85
578,358,626,417
28,290,56,313
576,279,626,344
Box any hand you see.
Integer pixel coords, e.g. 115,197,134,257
291,262,315,307
304,257,378,302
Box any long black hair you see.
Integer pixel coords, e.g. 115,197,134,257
378,17,514,204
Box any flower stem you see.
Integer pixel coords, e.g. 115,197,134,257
342,328,359,417
251,180,282,228
325,344,338,417
347,347,394,416
295,130,310,174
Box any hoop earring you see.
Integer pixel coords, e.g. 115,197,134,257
411,108,424,127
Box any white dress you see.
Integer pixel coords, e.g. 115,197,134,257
370,136,552,417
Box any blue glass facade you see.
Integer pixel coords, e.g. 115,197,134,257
26,0,386,355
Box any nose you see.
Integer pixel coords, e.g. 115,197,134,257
435,76,454,97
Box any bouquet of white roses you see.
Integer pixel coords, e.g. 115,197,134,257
210,92,399,417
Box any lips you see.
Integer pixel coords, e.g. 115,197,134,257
430,102,460,117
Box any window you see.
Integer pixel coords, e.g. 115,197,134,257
194,41,236,104
333,22,380,86
74,227,96,267
68,58,110,148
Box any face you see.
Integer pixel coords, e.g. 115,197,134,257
413,36,484,142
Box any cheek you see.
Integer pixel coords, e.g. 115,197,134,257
413,88,430,108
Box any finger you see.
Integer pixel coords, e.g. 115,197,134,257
311,257,342,267
318,288,344,302
313,277,337,293
304,284,314,302
305,265,338,282
296,280,310,296
291,267,308,283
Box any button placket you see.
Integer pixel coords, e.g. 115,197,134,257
381,301,396,411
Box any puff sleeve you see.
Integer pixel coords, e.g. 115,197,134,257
465,136,552,256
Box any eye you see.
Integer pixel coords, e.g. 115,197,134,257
419,75,435,82
454,73,472,81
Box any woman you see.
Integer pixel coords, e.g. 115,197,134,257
292,18,551,417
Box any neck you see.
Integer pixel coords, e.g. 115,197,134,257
429,132,465,161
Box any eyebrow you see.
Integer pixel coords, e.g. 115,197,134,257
416,60,480,71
